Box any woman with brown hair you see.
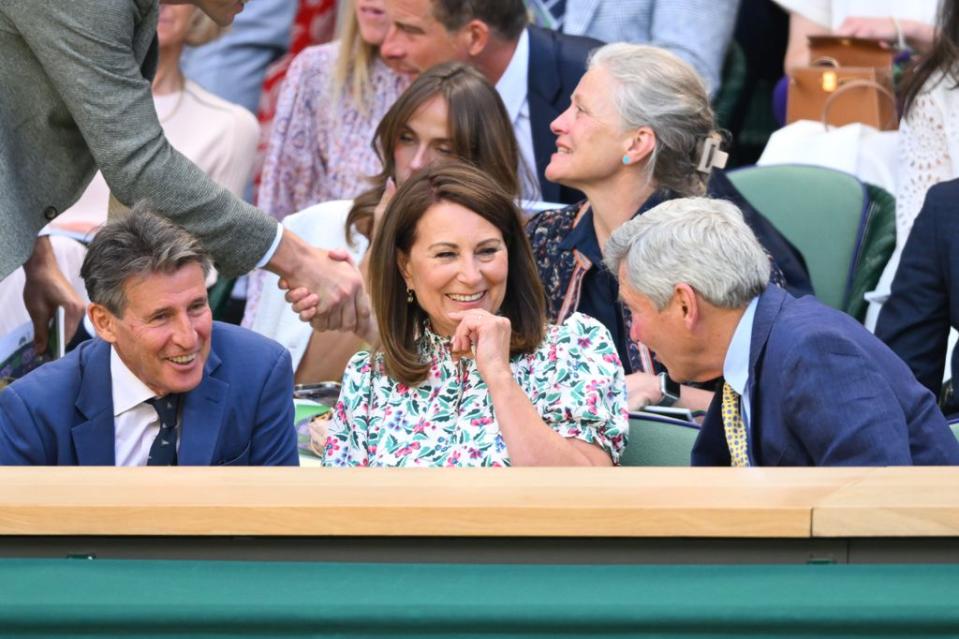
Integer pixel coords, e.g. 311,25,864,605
252,62,525,382
322,162,627,467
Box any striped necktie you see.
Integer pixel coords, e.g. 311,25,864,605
721,382,750,467
146,395,180,466
542,0,566,29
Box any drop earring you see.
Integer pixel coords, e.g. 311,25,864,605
407,288,414,304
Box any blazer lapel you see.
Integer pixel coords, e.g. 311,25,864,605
526,26,563,203
178,348,228,465
72,341,117,466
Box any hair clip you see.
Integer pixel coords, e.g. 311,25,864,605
697,134,728,174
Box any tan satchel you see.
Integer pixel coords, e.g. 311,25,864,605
786,36,898,131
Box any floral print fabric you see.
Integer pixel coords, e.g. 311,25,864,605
325,313,629,467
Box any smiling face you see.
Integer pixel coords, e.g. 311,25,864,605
546,66,634,191
392,94,452,184
90,263,212,397
399,201,508,337
356,0,390,45
381,0,468,74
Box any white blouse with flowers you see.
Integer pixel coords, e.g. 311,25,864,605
324,313,629,467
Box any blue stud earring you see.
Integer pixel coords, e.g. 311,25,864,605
622,154,631,165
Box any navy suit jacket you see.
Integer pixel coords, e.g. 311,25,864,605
876,178,959,417
692,286,959,466
0,322,298,466
527,25,602,205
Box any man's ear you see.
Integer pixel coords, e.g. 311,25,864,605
87,303,118,344
673,283,700,329
462,19,490,57
623,126,656,166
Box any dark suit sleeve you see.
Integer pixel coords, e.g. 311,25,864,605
875,188,951,400
249,347,299,466
781,333,913,466
6,2,276,275
0,387,49,465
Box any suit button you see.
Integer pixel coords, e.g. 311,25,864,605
43,206,58,221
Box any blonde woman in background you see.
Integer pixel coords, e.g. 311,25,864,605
256,0,413,220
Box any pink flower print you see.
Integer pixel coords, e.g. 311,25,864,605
397,383,409,395
470,417,493,427
397,441,422,457
359,362,371,374
548,344,558,362
469,447,482,459
324,437,341,454
335,403,348,420
413,418,429,434
577,336,592,349
603,353,620,365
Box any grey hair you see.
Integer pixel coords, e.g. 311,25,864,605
605,197,770,310
80,203,212,316
588,43,716,196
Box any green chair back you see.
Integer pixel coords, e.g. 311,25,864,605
621,413,700,467
729,164,868,310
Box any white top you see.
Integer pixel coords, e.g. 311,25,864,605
496,29,540,201
48,80,260,235
772,0,937,30
111,347,179,467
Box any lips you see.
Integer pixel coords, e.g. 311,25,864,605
167,353,198,366
447,292,485,303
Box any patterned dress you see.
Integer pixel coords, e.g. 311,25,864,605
325,313,629,467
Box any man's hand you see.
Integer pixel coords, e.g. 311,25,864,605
266,230,369,333
22,236,84,353
625,371,664,412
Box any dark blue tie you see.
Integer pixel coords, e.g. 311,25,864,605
146,395,180,466
544,0,566,28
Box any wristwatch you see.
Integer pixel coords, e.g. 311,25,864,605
657,372,681,407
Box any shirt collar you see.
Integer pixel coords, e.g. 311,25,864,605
722,296,759,397
110,346,157,416
495,28,529,124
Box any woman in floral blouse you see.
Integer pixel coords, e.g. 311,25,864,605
322,162,628,467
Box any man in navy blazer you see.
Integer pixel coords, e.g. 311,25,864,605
876,178,959,418
381,0,600,204
0,209,298,466
605,197,959,466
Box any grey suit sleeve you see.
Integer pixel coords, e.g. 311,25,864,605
8,1,276,276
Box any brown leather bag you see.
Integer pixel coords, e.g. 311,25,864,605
786,36,898,130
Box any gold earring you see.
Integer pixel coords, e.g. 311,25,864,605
407,288,414,304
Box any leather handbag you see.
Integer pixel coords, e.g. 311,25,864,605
786,36,898,130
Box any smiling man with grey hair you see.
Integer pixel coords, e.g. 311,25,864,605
606,196,959,467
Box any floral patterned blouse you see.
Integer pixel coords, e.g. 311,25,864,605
257,42,411,220
324,313,629,467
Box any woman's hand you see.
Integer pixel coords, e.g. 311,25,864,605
288,284,378,344
448,309,512,384
371,178,397,239
625,371,663,411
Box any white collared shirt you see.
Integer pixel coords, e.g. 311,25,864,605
495,28,540,201
722,296,759,462
110,347,179,466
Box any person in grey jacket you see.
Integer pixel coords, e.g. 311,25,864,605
0,0,367,351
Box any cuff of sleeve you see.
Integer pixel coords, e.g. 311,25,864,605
255,223,284,269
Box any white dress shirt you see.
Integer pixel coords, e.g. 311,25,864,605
495,28,541,201
111,347,179,466
722,296,759,463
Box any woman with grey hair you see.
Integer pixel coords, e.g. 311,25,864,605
527,42,811,413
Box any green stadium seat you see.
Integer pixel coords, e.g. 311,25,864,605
621,412,700,467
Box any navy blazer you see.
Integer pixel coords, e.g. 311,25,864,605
527,25,602,205
0,322,298,466
876,178,959,417
692,286,959,466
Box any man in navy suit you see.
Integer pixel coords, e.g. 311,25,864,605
0,209,298,466
605,197,959,466
380,0,601,204
876,178,959,418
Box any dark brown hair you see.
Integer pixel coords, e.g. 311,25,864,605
902,0,959,117
346,62,521,243
368,162,546,386
432,0,528,41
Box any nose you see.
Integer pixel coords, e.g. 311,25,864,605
457,256,483,287
550,105,572,136
409,144,430,172
170,312,199,350
628,319,643,344
380,25,403,60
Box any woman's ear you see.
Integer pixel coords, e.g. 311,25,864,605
397,251,413,289
623,126,656,166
